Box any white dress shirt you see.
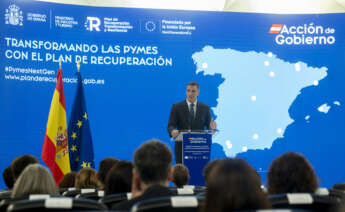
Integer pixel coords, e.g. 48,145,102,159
186,99,197,116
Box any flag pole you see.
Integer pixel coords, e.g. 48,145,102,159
77,61,80,72
42,58,71,183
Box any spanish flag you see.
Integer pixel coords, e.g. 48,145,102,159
42,69,71,183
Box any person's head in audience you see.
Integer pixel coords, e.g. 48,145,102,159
172,164,189,188
3,166,14,189
11,164,58,198
97,157,118,189
203,159,222,186
132,139,172,192
11,154,38,181
105,161,133,195
75,167,100,189
334,201,345,212
203,158,270,212
58,172,77,188
267,152,318,194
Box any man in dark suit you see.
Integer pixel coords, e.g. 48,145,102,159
111,139,174,211
168,81,216,163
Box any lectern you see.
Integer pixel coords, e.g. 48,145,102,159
175,130,212,186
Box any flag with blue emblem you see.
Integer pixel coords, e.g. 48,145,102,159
68,69,95,171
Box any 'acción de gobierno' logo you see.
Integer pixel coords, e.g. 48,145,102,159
269,23,336,45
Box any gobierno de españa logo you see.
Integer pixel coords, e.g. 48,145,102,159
269,23,336,45
5,4,23,26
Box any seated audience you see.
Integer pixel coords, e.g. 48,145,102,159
2,166,14,190
105,161,133,195
97,157,118,189
203,159,222,186
11,164,58,198
112,139,174,211
75,167,100,189
11,154,38,182
267,152,318,194
334,201,345,212
172,164,189,188
203,158,271,212
58,172,77,188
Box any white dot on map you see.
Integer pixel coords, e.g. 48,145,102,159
252,133,259,140
313,80,319,86
251,96,257,102
264,61,270,66
305,115,310,120
225,140,232,149
242,146,248,152
276,128,283,134
295,63,301,72
318,104,330,113
334,101,341,106
267,52,273,57
202,63,208,69
269,71,275,77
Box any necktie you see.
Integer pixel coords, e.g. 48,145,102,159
190,103,195,123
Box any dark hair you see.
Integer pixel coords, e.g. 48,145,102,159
105,161,133,195
187,81,200,89
3,166,14,189
203,159,222,186
203,158,271,212
134,139,172,184
58,172,77,188
75,167,100,189
172,164,189,188
11,154,39,180
267,152,318,194
98,157,118,185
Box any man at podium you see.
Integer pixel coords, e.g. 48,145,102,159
168,81,216,163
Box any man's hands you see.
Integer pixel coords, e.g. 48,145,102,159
210,119,217,130
171,129,179,138
171,120,216,138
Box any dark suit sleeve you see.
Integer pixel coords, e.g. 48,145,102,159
167,104,177,137
205,105,211,130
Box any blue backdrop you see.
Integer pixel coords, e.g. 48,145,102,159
1,0,345,189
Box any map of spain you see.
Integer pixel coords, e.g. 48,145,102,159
192,46,328,156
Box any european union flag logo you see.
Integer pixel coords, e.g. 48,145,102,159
68,71,95,171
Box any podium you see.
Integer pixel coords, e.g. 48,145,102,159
175,130,212,186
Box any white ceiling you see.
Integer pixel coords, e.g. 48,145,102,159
37,0,345,13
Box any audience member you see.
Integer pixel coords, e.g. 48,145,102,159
75,167,100,189
105,161,133,195
112,139,174,211
97,157,118,189
2,166,14,189
203,158,271,212
334,201,345,212
58,172,77,188
172,164,189,188
267,152,318,194
203,159,222,186
11,154,38,181
11,164,58,198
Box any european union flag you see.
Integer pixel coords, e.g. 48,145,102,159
68,71,95,171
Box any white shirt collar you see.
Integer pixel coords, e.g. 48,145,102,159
186,99,197,108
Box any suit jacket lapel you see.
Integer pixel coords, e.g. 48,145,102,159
195,102,201,121
182,101,192,129
183,101,189,114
